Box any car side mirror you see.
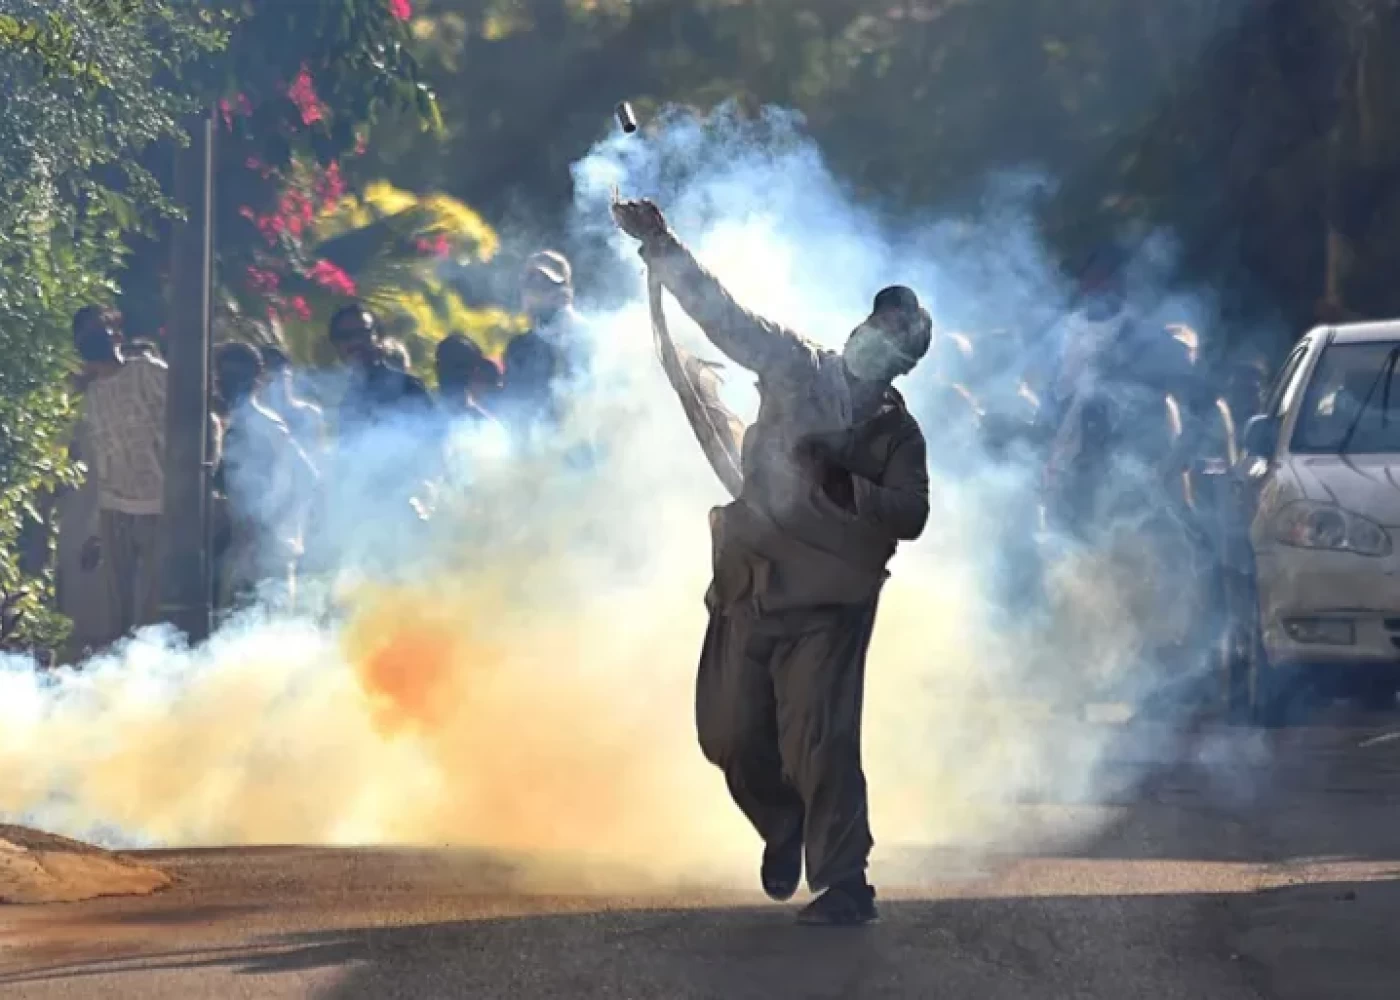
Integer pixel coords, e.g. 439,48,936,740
1240,414,1279,457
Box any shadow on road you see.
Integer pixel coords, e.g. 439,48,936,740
0,890,1260,999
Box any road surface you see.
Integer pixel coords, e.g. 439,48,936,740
3,711,1400,999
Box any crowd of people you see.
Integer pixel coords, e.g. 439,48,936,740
52,231,1274,673
55,249,587,661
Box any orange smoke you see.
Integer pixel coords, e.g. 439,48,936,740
348,590,479,735
334,573,733,863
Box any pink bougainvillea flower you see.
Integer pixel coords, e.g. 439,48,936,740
290,296,312,321
245,266,281,295
288,66,324,126
415,234,451,258
257,214,287,244
308,259,358,297
238,205,256,221
388,0,413,21
315,161,346,210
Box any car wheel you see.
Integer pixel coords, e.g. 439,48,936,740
1223,623,1253,725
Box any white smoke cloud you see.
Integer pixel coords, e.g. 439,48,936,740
0,104,1257,890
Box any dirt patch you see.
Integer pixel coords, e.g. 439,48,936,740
0,826,171,905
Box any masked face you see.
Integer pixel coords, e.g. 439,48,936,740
843,319,915,383
521,273,571,321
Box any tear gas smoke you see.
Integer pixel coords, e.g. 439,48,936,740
0,105,1262,890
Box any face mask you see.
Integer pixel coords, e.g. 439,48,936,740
844,323,913,383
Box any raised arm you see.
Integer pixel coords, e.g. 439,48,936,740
613,199,810,378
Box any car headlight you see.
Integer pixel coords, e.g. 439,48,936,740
1273,501,1392,557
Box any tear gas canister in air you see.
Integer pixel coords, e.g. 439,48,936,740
616,101,638,134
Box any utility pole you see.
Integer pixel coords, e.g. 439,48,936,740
159,112,216,642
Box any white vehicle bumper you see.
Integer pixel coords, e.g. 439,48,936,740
1256,545,1400,670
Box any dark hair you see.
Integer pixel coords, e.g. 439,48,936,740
72,305,118,341
72,306,122,362
260,345,291,372
328,302,376,341
215,341,265,404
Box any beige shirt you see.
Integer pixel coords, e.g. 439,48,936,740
81,356,168,515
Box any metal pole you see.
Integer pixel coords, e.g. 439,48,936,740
159,112,215,642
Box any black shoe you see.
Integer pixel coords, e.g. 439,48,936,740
761,833,803,902
797,880,878,926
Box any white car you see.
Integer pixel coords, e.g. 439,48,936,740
1232,321,1400,724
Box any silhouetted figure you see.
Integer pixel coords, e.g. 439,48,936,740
327,303,434,435
615,198,932,927
498,250,586,428
72,305,167,644
213,343,318,609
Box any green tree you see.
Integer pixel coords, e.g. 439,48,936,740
0,0,224,651
0,0,438,651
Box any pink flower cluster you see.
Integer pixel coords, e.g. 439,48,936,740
389,0,413,21
218,93,252,131
245,266,281,294
309,260,358,297
265,296,312,323
415,234,451,258
288,66,324,127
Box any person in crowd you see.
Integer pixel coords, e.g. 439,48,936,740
1034,247,1203,531
212,342,318,609
613,197,931,927
435,333,501,423
381,337,413,374
327,302,434,434
71,305,168,644
260,345,327,457
497,249,586,427
54,391,116,663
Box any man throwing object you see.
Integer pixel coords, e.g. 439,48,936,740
612,198,931,925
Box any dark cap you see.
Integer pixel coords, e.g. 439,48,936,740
873,285,921,317
871,285,933,368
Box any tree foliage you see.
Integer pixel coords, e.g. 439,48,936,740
0,0,225,650
364,0,1400,341
0,0,437,650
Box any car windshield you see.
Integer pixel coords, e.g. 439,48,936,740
1292,341,1400,453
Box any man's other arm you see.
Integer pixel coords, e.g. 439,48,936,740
852,424,930,541
643,233,811,379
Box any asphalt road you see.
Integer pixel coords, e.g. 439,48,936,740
3,710,1400,1000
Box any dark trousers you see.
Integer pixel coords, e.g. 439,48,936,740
696,602,878,892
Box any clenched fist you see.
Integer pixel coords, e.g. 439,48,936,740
610,197,670,245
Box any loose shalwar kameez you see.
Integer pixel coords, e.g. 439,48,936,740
644,234,929,892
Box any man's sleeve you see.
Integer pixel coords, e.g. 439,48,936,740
851,423,930,541
644,232,813,379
